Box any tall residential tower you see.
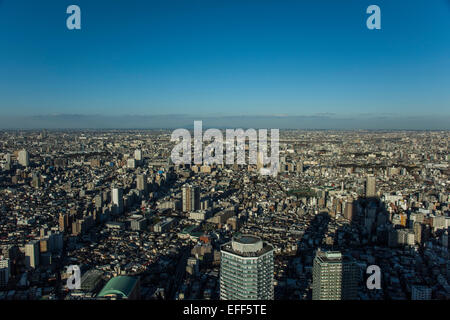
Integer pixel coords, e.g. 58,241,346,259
220,234,274,300
182,184,200,212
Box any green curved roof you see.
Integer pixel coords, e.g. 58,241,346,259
97,276,138,298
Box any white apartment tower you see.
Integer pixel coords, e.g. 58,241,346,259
18,150,30,167
220,235,274,300
112,187,124,214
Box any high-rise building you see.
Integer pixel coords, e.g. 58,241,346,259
47,231,63,253
182,184,200,212
127,158,136,169
364,175,376,198
388,228,415,247
134,149,142,161
39,238,49,253
130,217,147,231
0,258,10,287
94,194,103,210
136,174,147,192
32,173,41,188
1,245,18,260
414,222,423,245
59,213,70,232
18,150,29,167
312,250,359,300
25,241,40,269
220,234,274,300
343,198,354,221
112,187,124,214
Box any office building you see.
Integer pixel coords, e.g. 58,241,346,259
18,150,29,167
127,158,136,169
59,213,70,232
25,240,40,269
153,217,176,233
94,194,103,210
136,174,147,192
134,149,142,161
365,175,376,198
112,187,124,214
32,173,41,188
130,217,147,231
220,234,274,300
343,198,354,222
189,210,210,221
48,231,64,253
182,184,200,212
186,257,200,276
312,250,359,300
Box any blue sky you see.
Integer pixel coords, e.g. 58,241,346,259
0,0,449,128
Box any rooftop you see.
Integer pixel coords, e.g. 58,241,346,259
221,234,273,257
97,276,138,298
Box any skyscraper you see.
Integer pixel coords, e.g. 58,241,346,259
182,184,200,212
59,213,70,232
136,174,147,193
134,149,142,161
413,222,423,245
18,150,29,167
25,241,40,269
343,198,354,222
312,250,359,300
220,234,274,300
364,175,376,198
112,187,124,214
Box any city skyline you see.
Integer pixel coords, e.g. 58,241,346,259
0,128,449,302
1,0,450,311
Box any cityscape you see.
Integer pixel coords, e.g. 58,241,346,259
0,129,449,300
0,0,449,307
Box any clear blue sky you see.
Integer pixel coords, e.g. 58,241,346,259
0,0,449,128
